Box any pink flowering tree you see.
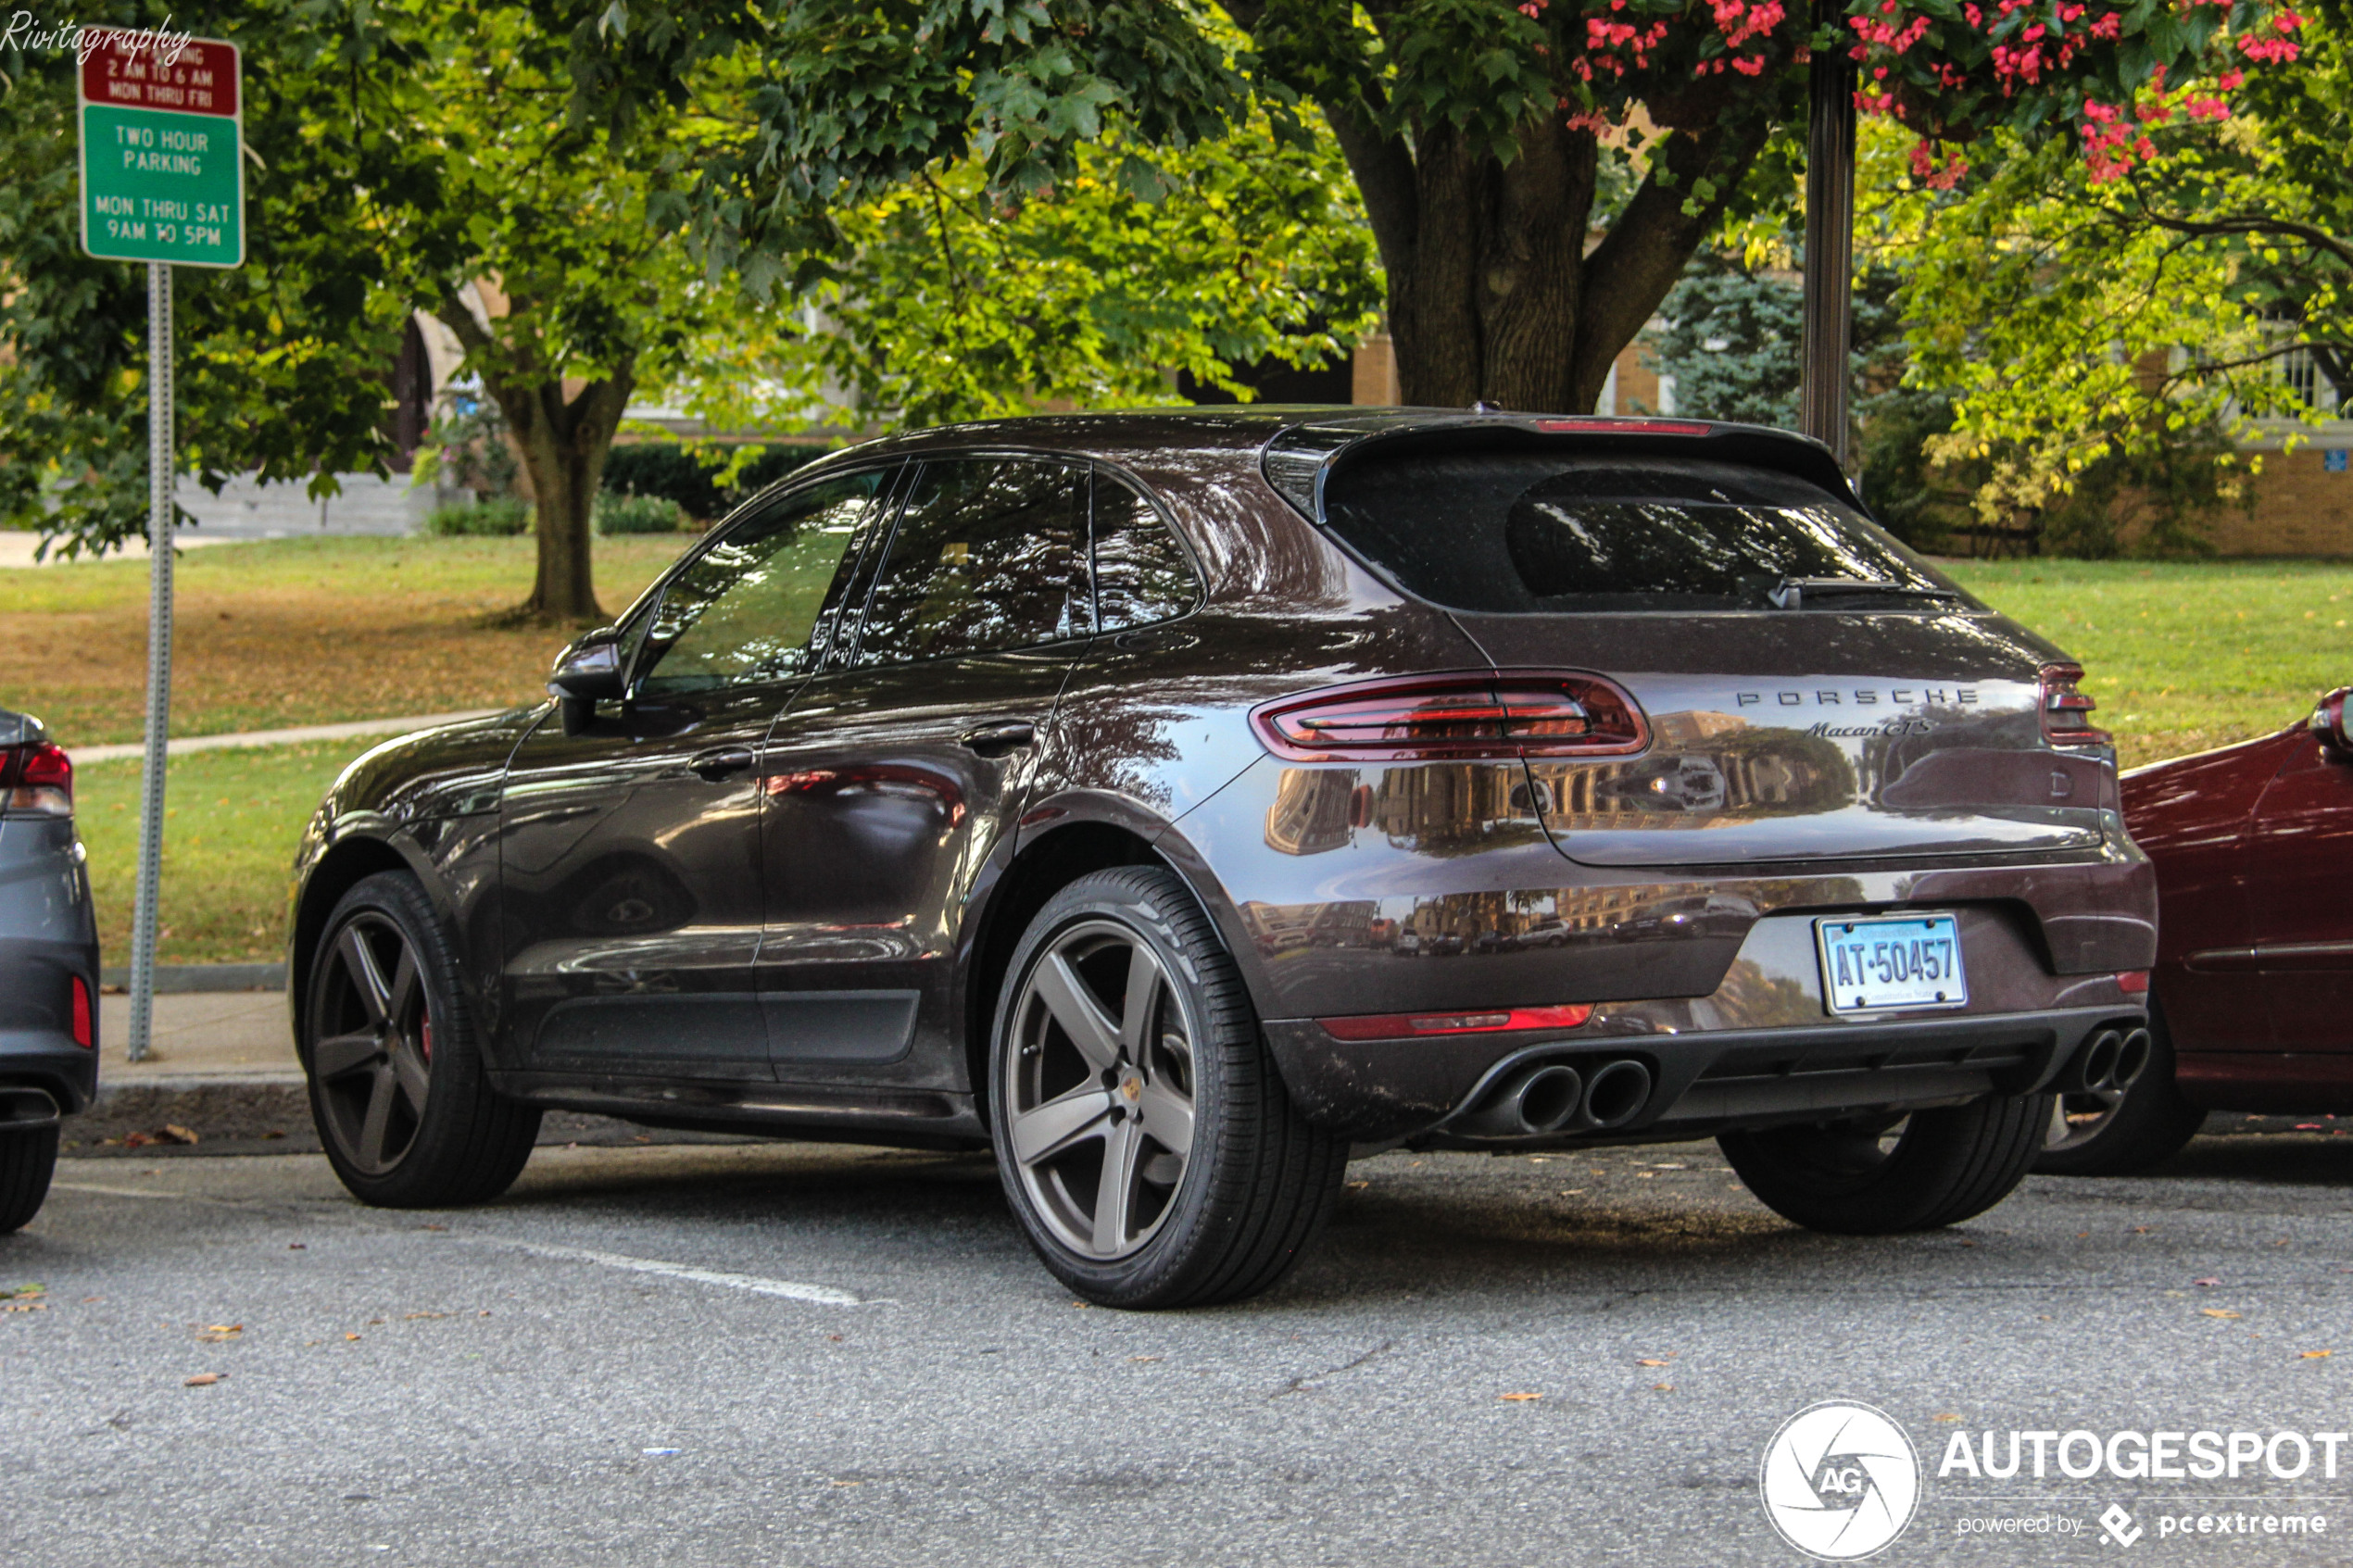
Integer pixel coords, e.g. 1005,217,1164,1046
571,0,2304,412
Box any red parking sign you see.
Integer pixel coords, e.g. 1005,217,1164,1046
80,35,239,119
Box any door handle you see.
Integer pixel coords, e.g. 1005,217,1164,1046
687,745,757,781
958,721,1037,758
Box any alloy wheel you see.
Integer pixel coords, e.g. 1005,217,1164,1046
1002,919,1198,1261
310,913,434,1176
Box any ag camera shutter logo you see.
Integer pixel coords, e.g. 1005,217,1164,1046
1760,1401,1921,1560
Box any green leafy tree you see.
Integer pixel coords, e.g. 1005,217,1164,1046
560,0,2304,414
1863,12,2350,556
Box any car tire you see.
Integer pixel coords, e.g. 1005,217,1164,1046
988,866,1347,1309
303,872,541,1209
2034,1007,2206,1176
0,1124,58,1234
1719,1091,2051,1235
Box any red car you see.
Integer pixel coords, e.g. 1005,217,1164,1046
2041,687,2353,1173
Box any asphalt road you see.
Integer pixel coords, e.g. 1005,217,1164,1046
6,1131,2351,1567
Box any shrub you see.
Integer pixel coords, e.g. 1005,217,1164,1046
595,492,685,535
425,497,531,537
600,442,829,521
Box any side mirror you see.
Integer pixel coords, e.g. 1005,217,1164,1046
548,629,626,734
2310,686,2353,761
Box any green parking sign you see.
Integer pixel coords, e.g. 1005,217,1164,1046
78,35,244,269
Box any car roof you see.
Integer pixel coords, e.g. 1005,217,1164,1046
787,406,1857,518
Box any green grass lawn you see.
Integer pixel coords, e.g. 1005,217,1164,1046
1943,558,2353,769
77,743,357,965
1,533,686,747
50,547,2353,967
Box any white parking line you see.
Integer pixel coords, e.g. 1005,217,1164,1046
471,1238,878,1306
51,1181,878,1305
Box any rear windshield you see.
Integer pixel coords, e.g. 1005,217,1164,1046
1319,452,1961,613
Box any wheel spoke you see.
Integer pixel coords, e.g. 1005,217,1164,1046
1090,1117,1142,1254
338,925,394,1026
357,1066,396,1168
313,1029,385,1081
1134,1077,1193,1155
1034,952,1123,1070
389,1036,432,1115
1118,946,1161,1058
384,943,421,1030
1012,1085,1114,1165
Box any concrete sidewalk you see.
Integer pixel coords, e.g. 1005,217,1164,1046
74,709,507,765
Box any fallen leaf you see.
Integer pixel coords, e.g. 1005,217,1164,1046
183,1373,221,1386
1070,1300,1092,1310
402,1311,447,1321
419,1224,447,1233
366,1318,384,1325
1127,1356,1163,1363
162,1124,199,1145
2202,1310,2243,1320
1653,1383,1675,1392
345,1333,361,1341
2303,1350,2334,1361
4,1301,47,1313
197,1324,242,1342
1345,1180,1370,1190
1636,1359,1671,1368
831,1479,862,1487
287,1243,307,1251
1,1283,46,1300
2194,1277,2221,1286
1498,1392,1543,1401
1933,1413,1961,1422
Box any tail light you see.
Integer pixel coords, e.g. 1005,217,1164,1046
1319,1004,1594,1041
1251,671,1648,763
70,975,94,1048
0,742,72,815
2039,664,2108,747
2117,970,2150,995
1535,418,1712,436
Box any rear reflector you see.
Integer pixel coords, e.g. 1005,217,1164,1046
0,742,72,815
70,975,94,1048
1535,418,1711,436
2040,663,2109,747
2117,970,2150,995
1252,671,1648,763
1318,1004,1594,1041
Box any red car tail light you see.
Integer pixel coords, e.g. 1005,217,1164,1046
1251,672,1648,763
0,742,73,815
70,975,94,1048
1319,1004,1595,1041
2117,970,2150,995
2039,664,2109,747
1534,418,1712,436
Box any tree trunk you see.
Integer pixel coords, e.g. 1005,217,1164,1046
1328,107,1770,414
434,297,635,625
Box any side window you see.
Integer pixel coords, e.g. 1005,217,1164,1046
852,458,1087,665
1091,470,1202,631
635,470,886,696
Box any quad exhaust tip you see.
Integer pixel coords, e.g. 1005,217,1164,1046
2064,1026,2151,1097
1458,1058,1652,1138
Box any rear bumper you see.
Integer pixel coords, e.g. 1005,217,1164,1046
1267,1005,2143,1143
0,938,99,1118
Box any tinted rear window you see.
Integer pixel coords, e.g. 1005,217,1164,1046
1319,453,1957,613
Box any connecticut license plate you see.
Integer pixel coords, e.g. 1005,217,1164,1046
1815,914,1969,1015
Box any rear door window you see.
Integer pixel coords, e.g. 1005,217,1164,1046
851,458,1088,664
1319,451,1963,613
1090,471,1201,631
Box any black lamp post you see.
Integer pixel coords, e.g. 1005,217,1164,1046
1800,7,1858,468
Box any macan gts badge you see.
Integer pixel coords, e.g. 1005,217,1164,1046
286,409,2157,1308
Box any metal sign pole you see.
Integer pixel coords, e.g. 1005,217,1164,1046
126,259,174,1063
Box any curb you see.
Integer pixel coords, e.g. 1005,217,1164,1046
76,1075,312,1149
101,963,285,994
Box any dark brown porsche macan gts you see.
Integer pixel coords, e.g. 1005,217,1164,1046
289,409,2158,1307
